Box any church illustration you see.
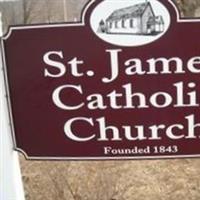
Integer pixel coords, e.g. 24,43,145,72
98,1,165,35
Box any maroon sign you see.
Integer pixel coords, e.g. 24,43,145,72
2,0,200,159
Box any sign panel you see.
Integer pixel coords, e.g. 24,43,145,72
2,0,200,159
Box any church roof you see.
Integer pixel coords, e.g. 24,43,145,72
106,2,152,21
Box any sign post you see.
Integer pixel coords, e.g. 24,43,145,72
0,12,25,200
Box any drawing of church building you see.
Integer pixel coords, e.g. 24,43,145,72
98,1,164,35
